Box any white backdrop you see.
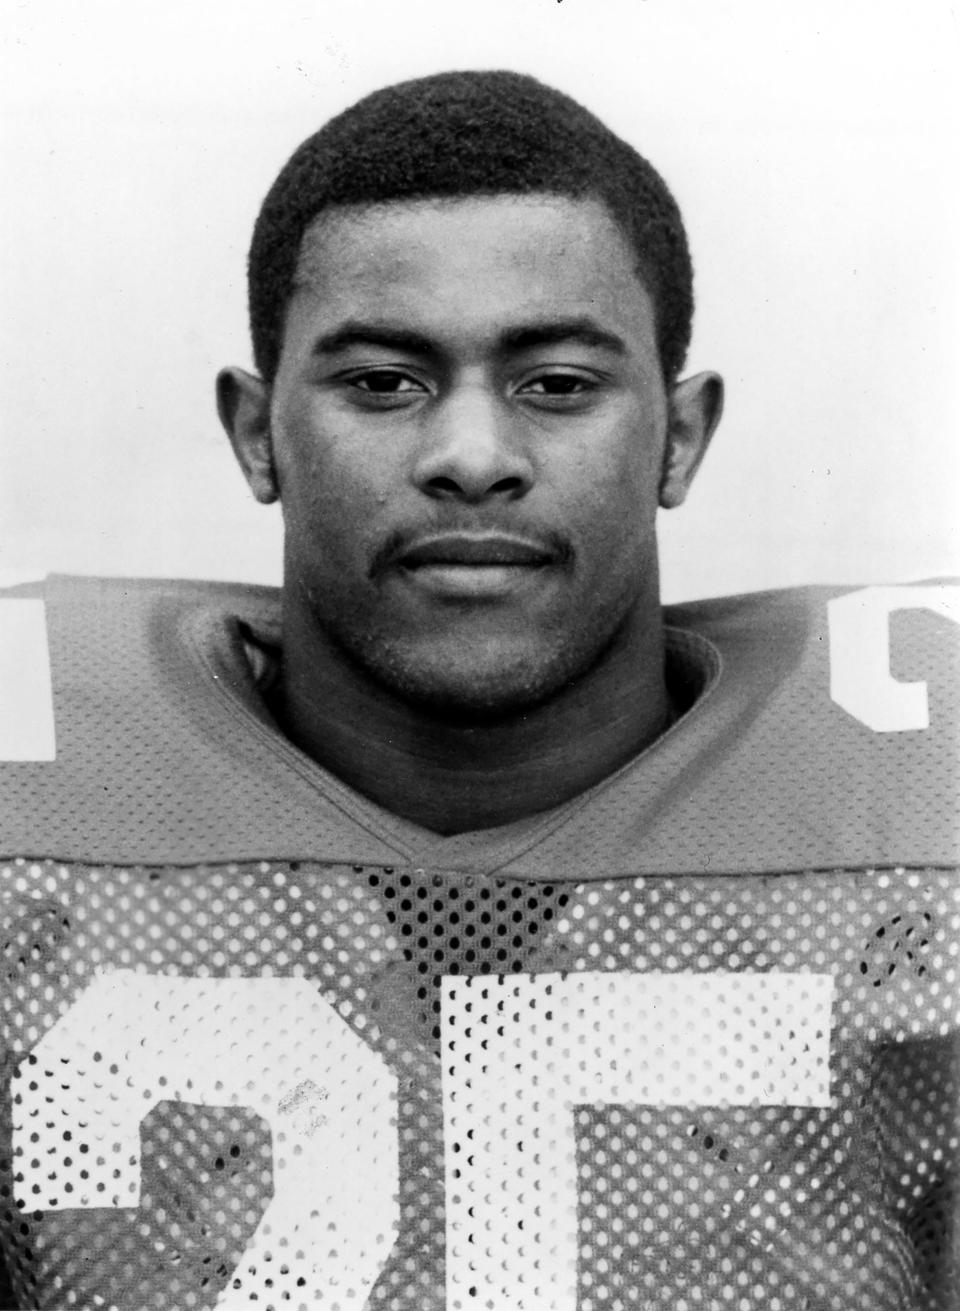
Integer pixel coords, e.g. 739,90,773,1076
2,0,957,600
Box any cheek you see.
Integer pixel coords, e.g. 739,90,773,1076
559,421,663,546
273,402,393,555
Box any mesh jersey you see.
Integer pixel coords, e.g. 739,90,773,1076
0,574,958,1311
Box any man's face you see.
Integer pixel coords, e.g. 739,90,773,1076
265,195,681,715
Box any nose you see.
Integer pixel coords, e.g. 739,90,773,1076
412,386,533,503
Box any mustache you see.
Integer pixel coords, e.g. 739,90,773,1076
369,519,574,578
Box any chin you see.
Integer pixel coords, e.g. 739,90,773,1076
361,641,587,723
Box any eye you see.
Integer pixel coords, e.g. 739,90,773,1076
349,369,427,396
338,369,427,409
516,370,600,407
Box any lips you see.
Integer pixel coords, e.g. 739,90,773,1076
397,534,554,569
380,531,563,600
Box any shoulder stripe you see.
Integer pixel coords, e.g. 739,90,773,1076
0,598,56,760
828,584,960,732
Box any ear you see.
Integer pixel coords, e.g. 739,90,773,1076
659,371,724,509
216,366,279,504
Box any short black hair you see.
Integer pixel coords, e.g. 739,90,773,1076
249,70,693,383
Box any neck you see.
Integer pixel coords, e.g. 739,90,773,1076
268,605,675,835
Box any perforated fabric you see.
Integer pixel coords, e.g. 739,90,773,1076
0,576,958,1309
0,860,956,1309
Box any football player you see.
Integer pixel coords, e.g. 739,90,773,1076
0,70,957,1310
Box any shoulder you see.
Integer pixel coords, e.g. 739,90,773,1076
0,574,400,870
674,580,960,870
666,579,960,735
0,574,286,864
0,571,280,751
518,581,960,877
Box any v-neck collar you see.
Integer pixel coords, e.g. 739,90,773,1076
203,603,719,876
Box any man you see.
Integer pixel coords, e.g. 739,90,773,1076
0,70,956,1310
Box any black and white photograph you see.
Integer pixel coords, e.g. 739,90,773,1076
1,2,957,1308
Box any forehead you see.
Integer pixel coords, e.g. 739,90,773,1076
287,195,656,349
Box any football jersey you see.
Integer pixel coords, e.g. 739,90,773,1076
0,573,957,1311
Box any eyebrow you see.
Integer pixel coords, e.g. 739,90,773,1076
499,319,628,355
311,323,438,357
310,317,628,358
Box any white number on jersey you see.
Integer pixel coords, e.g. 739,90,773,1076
828,583,960,731
15,969,832,1309
12,972,399,1309
442,971,832,1311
